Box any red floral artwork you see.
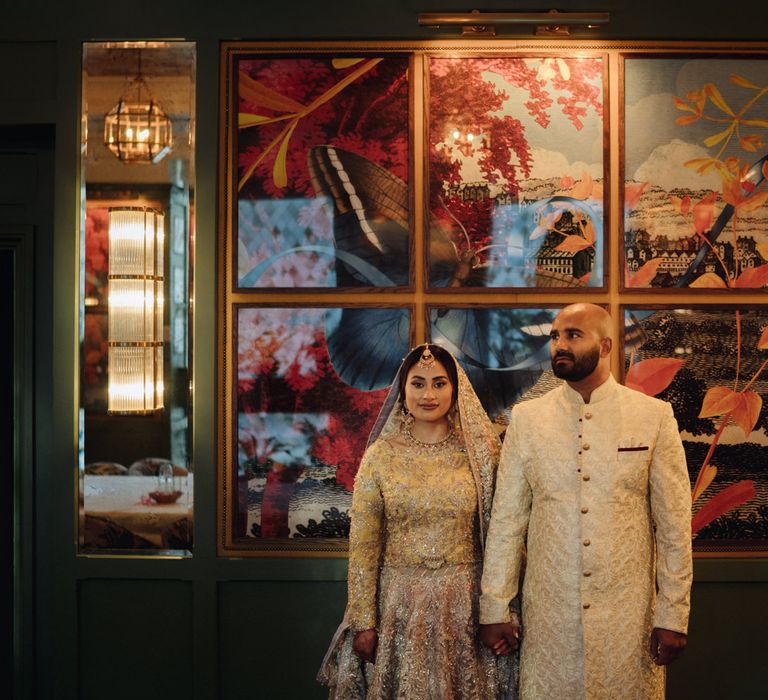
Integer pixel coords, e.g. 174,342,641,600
236,307,391,539
428,56,605,288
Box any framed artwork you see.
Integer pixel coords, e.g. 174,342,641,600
622,55,768,290
622,306,768,555
428,305,563,421
220,41,768,557
234,54,412,290
231,304,411,551
427,54,608,290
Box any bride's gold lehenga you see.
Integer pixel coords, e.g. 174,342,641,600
318,350,518,699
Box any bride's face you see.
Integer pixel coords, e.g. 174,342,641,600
404,360,453,425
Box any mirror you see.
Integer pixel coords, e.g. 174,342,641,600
79,41,195,555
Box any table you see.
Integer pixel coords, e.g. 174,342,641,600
84,474,193,547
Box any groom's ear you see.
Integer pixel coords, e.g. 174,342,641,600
600,336,612,357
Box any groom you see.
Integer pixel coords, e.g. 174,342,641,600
479,303,692,699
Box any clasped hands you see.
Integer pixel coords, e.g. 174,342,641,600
355,624,685,666
479,622,520,656
353,623,519,664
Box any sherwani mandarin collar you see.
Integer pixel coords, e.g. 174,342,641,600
560,373,618,406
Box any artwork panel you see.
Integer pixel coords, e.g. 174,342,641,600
427,56,606,289
235,305,411,544
624,307,768,554
429,306,564,421
236,55,411,289
623,56,768,289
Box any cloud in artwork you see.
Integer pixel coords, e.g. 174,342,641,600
632,139,721,191
527,147,601,181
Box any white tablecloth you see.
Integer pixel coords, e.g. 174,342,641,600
84,474,193,546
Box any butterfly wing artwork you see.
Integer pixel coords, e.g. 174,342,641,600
430,307,556,418
304,145,577,412
307,145,410,288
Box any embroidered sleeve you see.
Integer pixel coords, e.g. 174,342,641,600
650,402,693,633
346,444,385,631
479,410,531,624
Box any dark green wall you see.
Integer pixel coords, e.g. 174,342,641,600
3,2,768,698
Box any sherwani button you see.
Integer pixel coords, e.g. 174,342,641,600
585,412,593,420
582,443,590,450
583,539,591,546
581,507,589,514
583,571,592,577
583,475,590,481
583,603,591,609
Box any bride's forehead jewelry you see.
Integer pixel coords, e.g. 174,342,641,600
417,346,436,370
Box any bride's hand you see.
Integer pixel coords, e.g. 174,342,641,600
352,628,378,663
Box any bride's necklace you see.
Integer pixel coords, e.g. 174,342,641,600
404,423,456,450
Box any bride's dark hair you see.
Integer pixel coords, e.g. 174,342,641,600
397,344,459,406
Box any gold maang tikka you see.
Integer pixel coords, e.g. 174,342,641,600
417,346,436,370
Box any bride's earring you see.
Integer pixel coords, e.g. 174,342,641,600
401,404,414,430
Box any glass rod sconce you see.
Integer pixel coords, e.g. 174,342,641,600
108,207,165,414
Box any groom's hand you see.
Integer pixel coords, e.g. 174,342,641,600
479,622,520,656
650,627,687,666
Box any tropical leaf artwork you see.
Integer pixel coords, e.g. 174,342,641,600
624,308,768,551
624,58,768,288
236,55,410,290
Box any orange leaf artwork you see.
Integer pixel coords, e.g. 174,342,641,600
692,192,716,235
568,171,593,200
692,464,718,504
239,73,306,113
691,480,756,535
332,58,365,69
734,264,768,288
737,190,768,213
738,134,764,152
626,258,663,288
624,182,648,211
758,326,768,350
625,358,685,397
670,194,691,216
704,82,735,116
731,391,763,438
699,386,741,418
555,235,593,253
689,272,727,289
730,73,761,90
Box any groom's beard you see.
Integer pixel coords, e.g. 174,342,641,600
551,347,600,381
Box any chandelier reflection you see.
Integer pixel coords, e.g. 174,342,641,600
108,207,165,414
104,52,173,163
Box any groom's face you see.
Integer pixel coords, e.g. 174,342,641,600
549,312,603,381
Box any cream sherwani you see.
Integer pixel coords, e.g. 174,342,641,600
480,375,692,700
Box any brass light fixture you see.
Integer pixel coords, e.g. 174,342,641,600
104,51,173,163
107,207,165,414
418,9,610,37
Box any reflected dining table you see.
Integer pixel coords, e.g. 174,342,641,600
84,474,193,547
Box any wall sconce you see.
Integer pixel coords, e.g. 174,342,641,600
108,207,165,414
104,51,173,163
418,9,610,37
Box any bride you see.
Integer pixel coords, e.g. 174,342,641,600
319,343,518,699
